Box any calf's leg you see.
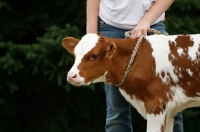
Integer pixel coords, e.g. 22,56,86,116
164,115,174,132
146,113,168,132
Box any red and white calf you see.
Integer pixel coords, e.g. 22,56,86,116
62,33,200,132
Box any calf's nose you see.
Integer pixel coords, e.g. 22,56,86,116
67,72,77,79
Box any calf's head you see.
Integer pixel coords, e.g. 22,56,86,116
62,34,116,86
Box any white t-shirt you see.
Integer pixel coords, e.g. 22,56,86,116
99,0,165,30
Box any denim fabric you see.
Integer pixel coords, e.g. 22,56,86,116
98,17,183,132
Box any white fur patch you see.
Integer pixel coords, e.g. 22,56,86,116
188,35,200,60
68,34,100,83
119,89,147,119
146,35,179,84
87,71,108,85
186,68,193,77
168,85,200,115
177,48,184,56
74,34,100,58
147,113,166,132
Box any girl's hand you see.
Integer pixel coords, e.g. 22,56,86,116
131,21,150,39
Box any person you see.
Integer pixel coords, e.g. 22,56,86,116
86,0,184,132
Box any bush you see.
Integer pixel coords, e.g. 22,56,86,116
0,23,105,132
1,0,200,131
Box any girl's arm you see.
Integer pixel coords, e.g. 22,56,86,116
131,0,174,39
86,0,100,34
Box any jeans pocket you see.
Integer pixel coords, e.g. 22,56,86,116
98,17,107,29
149,22,167,35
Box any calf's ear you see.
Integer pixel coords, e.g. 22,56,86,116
62,37,80,55
105,41,117,59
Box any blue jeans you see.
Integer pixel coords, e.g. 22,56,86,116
98,17,184,132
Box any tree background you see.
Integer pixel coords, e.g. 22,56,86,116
0,0,200,132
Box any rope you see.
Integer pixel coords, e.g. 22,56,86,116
117,28,168,87
116,34,144,87
125,28,168,39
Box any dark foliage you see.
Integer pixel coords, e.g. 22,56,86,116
0,0,200,131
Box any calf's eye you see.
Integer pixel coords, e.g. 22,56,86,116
91,54,98,59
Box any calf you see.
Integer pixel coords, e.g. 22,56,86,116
62,33,200,132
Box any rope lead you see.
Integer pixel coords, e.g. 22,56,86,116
125,28,168,39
